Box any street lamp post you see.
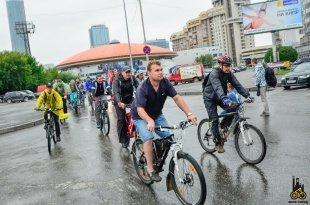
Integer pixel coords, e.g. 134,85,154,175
138,0,149,65
122,0,134,70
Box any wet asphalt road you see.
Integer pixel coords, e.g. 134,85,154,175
0,87,309,204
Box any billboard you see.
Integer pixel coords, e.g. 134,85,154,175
242,0,303,35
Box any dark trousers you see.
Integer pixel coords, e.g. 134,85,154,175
114,105,129,144
44,111,60,137
205,100,235,145
62,98,67,114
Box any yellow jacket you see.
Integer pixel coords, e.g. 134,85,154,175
35,89,68,119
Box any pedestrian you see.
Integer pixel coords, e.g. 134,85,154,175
113,66,139,148
253,58,270,117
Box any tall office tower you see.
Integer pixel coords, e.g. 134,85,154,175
6,0,27,53
212,0,255,65
89,24,110,48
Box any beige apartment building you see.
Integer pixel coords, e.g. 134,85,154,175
171,0,255,65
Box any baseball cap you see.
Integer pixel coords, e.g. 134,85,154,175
135,70,143,77
122,66,131,72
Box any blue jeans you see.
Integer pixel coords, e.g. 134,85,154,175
133,114,171,142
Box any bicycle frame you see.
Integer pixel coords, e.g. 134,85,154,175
125,107,136,138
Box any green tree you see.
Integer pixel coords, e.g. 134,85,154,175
43,68,79,84
0,51,44,94
264,46,298,63
195,54,214,67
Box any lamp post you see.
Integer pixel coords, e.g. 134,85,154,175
138,0,149,64
122,0,134,70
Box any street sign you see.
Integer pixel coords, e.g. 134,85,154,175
143,45,151,54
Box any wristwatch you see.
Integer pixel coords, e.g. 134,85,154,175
187,112,193,117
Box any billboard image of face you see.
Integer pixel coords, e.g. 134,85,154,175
242,0,303,35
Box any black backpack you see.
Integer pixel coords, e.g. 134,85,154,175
202,74,209,91
264,66,277,87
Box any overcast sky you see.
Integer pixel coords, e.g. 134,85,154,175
0,0,271,65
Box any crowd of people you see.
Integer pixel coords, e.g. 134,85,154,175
35,56,271,182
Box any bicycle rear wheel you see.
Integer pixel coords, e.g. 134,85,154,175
235,124,266,165
46,125,52,153
101,111,110,136
197,118,216,153
132,139,153,185
51,123,56,144
169,152,207,205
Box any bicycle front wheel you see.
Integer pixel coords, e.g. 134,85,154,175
235,124,267,165
197,118,216,153
46,125,52,153
100,111,110,135
169,152,207,205
131,139,153,185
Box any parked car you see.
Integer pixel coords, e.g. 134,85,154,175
21,90,36,99
0,95,4,103
232,67,240,73
281,62,310,89
3,91,30,103
238,65,246,71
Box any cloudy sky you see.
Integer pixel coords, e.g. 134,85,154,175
0,0,271,65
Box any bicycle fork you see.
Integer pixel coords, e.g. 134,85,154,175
239,121,253,145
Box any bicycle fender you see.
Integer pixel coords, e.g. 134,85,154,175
166,173,173,192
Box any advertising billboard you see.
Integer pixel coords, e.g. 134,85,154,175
242,0,303,35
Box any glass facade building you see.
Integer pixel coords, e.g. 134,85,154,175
146,39,170,49
6,0,27,53
89,25,110,47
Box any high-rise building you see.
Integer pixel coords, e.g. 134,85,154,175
6,0,27,53
296,0,310,57
146,39,170,49
170,0,255,65
89,24,110,48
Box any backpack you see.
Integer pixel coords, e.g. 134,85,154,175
264,66,277,87
43,91,57,104
202,74,210,91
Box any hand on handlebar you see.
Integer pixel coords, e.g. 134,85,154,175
223,97,233,107
246,96,255,103
118,102,125,109
187,114,197,125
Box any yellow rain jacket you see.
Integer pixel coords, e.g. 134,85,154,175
35,89,70,119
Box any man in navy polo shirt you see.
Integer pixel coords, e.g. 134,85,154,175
131,61,197,182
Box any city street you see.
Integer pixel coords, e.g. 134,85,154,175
0,87,309,204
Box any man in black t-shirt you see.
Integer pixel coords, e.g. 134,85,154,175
131,61,197,182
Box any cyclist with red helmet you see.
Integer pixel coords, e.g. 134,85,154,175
203,55,254,153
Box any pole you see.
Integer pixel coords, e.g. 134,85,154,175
138,0,149,64
122,0,134,70
271,32,277,62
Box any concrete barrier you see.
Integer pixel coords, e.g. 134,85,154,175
0,118,44,135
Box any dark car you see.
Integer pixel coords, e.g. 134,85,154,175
21,90,36,99
3,91,30,103
281,62,310,89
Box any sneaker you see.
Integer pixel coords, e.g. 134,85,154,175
260,112,270,117
122,142,129,148
215,145,225,153
56,135,61,142
96,122,101,129
149,171,162,182
43,124,47,130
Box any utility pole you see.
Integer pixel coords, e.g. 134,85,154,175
122,0,134,70
138,0,149,65
15,21,35,56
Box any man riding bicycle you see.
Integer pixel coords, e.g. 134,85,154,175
92,74,112,128
35,83,64,142
84,76,93,105
75,78,85,104
202,55,254,153
53,79,71,114
131,61,197,182
68,79,80,106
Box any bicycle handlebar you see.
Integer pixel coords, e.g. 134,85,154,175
36,108,62,112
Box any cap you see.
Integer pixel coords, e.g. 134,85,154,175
135,70,143,77
46,82,53,88
122,66,131,72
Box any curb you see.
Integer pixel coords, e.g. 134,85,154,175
0,118,44,135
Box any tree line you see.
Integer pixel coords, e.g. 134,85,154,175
0,51,79,94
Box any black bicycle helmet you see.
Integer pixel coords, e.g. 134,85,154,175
217,55,232,65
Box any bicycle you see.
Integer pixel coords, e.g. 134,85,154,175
125,104,137,139
197,100,267,165
37,108,59,153
131,120,207,205
98,98,110,135
87,92,94,111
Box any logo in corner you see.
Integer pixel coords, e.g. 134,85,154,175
290,176,307,201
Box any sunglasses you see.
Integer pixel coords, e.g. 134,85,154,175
125,70,131,74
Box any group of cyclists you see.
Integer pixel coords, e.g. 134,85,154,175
35,55,255,183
